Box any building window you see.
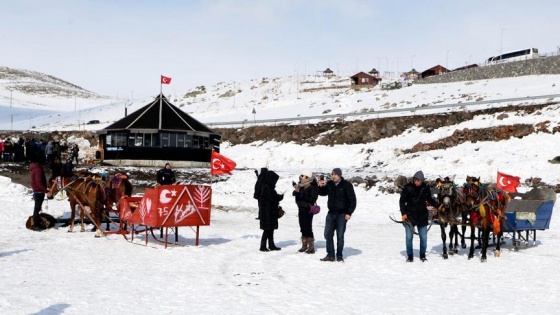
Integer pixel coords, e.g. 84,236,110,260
185,135,192,148
111,132,127,146
161,133,170,147
177,134,185,148
144,133,152,147
170,133,177,147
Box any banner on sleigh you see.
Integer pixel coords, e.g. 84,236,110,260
120,185,212,227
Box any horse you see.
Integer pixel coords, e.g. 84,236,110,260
48,174,107,237
461,176,509,262
103,173,133,231
434,177,468,259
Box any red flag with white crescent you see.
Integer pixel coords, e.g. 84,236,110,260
161,75,172,84
211,150,237,175
496,171,520,193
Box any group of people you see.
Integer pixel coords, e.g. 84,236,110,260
0,136,78,166
254,167,438,263
254,167,357,262
29,154,435,263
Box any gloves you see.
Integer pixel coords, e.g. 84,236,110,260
401,214,407,222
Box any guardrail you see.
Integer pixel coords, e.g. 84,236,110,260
204,93,560,128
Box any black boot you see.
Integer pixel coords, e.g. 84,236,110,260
267,230,281,251
260,231,269,252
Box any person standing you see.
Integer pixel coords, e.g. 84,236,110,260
317,168,356,262
45,140,54,166
257,170,284,252
70,144,79,164
29,152,49,231
48,156,63,184
156,163,176,185
399,170,439,262
292,170,319,254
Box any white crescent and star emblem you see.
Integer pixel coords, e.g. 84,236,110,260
212,158,225,170
498,176,509,187
159,189,177,204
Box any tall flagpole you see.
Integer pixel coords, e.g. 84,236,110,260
159,75,163,130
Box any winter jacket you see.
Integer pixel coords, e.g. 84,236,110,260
318,177,356,215
62,162,74,177
45,142,54,155
29,162,48,193
253,168,268,199
399,181,439,227
258,171,284,230
50,162,63,178
157,168,176,185
293,179,319,210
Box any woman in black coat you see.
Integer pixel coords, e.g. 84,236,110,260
257,171,284,251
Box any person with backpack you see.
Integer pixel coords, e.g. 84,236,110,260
292,170,319,254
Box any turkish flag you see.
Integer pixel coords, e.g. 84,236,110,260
161,75,172,84
211,150,237,175
496,171,521,193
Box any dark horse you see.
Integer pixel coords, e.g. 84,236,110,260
434,177,468,259
48,175,107,237
462,176,509,262
103,173,133,231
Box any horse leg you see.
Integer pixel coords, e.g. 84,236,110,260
94,210,103,238
80,205,87,233
480,220,490,262
68,200,76,233
468,224,476,259
461,213,467,248
450,225,459,254
440,223,448,259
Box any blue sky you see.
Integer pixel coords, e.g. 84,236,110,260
1,0,559,98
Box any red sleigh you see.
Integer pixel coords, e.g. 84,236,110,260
118,184,212,248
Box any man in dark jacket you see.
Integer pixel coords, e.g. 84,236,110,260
399,170,439,262
156,163,176,185
257,170,284,252
317,168,356,262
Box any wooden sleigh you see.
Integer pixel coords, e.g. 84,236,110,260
118,184,212,248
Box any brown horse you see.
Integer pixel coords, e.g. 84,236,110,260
48,175,107,237
461,176,509,262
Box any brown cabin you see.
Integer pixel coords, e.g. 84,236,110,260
420,65,449,78
401,68,420,82
350,72,381,87
453,64,479,72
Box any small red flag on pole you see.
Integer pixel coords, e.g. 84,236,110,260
211,150,237,175
161,75,172,84
496,171,521,193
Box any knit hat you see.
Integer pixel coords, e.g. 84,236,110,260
332,168,342,177
301,170,313,178
413,170,425,182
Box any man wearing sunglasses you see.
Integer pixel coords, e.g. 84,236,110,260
317,168,356,262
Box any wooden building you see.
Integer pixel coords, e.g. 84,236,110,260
420,65,449,78
401,68,420,82
350,72,382,88
453,64,479,72
96,94,220,167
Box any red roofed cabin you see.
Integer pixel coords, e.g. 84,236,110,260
350,72,381,88
420,65,449,79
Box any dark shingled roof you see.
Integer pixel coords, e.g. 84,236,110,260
103,94,214,133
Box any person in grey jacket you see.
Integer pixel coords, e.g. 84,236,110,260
317,168,356,262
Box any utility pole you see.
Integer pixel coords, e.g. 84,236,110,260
252,107,256,124
8,88,13,108
500,28,505,61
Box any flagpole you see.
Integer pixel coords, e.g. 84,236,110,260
159,76,163,129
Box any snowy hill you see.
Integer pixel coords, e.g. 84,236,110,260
3,71,560,131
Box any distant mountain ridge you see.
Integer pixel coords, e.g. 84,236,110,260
0,66,106,99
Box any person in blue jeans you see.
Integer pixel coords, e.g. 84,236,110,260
317,168,357,262
399,171,439,262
